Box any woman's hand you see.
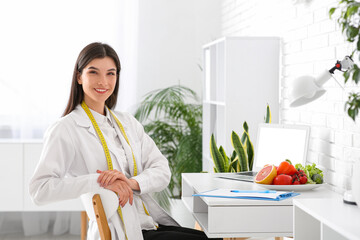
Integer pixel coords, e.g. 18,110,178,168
97,169,140,191
105,180,133,207
97,169,127,187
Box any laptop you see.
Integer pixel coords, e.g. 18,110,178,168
218,123,310,182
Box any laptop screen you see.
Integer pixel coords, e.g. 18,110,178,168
253,124,310,171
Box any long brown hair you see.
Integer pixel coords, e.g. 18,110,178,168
62,42,121,116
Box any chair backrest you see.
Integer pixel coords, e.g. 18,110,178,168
81,189,119,240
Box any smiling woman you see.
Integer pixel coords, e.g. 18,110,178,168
29,42,218,240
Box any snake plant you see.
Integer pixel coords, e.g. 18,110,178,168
211,104,271,173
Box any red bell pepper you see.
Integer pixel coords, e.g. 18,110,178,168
277,159,297,175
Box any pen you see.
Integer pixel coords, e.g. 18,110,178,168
230,190,277,193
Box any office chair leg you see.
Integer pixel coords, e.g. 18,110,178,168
93,194,112,240
194,221,202,231
81,211,87,240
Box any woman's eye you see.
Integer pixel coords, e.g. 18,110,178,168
108,72,115,76
89,71,97,74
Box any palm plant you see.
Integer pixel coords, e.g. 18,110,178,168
134,85,202,206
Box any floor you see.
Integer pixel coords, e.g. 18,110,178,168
0,233,78,240
0,234,289,240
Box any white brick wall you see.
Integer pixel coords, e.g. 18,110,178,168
221,0,359,194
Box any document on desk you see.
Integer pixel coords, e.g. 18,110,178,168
193,189,300,201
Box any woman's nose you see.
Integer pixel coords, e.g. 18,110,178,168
97,75,107,85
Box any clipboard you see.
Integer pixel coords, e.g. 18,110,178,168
193,189,300,201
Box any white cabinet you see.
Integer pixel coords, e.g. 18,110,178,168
293,198,360,240
0,143,23,211
202,37,280,171
0,141,83,212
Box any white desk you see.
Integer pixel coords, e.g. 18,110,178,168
293,198,360,240
181,173,338,239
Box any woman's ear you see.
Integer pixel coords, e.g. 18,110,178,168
77,72,82,85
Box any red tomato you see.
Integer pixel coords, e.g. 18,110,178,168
273,174,292,185
299,176,307,184
288,165,298,175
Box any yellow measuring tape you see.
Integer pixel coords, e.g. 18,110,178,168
81,101,151,239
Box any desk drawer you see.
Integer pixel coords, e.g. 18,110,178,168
208,206,292,233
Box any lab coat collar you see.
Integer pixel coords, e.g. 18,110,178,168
70,105,134,175
71,105,112,128
70,105,109,138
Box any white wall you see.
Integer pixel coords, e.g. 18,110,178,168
0,0,137,138
221,0,360,194
135,0,222,107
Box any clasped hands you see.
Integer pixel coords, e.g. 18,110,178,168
96,169,139,207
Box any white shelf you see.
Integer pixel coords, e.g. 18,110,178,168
203,100,225,106
293,198,360,240
202,37,280,171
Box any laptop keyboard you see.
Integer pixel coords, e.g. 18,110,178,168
236,171,258,176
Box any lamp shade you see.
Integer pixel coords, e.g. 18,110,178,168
290,70,331,107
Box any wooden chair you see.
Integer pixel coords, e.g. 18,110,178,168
80,189,119,240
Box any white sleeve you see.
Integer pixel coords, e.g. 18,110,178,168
128,115,171,195
29,121,101,205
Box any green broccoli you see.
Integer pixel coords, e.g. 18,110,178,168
311,174,323,184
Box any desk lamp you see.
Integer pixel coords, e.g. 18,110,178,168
289,56,358,205
290,56,354,107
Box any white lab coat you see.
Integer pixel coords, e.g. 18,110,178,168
29,105,179,239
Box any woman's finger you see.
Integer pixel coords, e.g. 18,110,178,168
104,182,125,206
117,183,128,207
97,170,111,185
97,170,127,187
107,174,123,187
102,171,117,187
127,184,133,205
98,170,114,186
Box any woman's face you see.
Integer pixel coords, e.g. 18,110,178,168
78,56,117,110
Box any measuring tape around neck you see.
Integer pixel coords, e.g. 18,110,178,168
81,101,152,238
81,101,129,239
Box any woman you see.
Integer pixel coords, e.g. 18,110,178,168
29,42,215,240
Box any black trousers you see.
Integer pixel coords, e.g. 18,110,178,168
142,225,222,240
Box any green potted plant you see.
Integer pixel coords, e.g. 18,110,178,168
210,105,271,173
330,1,360,121
134,85,202,208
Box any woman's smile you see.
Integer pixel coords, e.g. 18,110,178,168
94,88,108,94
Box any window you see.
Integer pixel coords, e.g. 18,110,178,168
0,0,138,139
